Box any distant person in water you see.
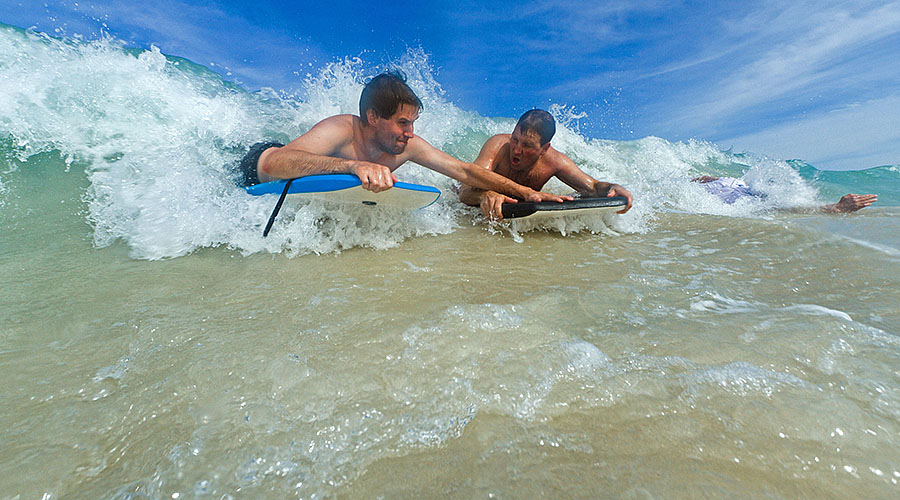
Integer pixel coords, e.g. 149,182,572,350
234,72,566,204
457,109,633,220
692,176,877,213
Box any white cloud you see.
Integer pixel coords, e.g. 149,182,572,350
674,1,900,128
13,0,324,90
718,94,900,170
438,1,900,169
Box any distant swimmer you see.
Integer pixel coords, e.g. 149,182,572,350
235,72,567,204
457,109,633,220
692,176,877,213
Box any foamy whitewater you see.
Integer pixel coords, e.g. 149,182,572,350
2,23,899,499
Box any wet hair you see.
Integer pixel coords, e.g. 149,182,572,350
359,71,423,125
515,109,556,145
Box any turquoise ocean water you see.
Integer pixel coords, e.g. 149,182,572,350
2,23,899,498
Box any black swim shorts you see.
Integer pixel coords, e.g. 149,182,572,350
235,141,284,187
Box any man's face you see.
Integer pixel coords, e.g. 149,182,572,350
508,127,546,170
371,104,418,155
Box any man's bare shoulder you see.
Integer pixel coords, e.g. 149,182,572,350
486,134,511,146
284,114,357,150
469,134,509,168
316,114,358,126
544,145,577,169
479,134,510,156
303,114,359,133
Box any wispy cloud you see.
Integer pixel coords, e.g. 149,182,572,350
524,0,900,169
4,0,326,90
442,0,674,61
439,0,900,168
719,93,900,169
667,1,900,133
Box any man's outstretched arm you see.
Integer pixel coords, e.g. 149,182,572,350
555,156,633,213
408,137,570,203
822,194,877,213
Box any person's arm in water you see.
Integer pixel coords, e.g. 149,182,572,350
553,154,633,214
406,136,570,209
691,177,877,213
458,136,517,220
257,116,397,192
821,194,878,213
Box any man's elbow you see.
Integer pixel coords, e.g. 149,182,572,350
457,187,480,206
257,147,283,178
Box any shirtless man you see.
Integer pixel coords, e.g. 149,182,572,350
458,109,633,220
235,72,566,205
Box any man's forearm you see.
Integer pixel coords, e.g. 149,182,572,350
262,148,355,179
462,165,532,199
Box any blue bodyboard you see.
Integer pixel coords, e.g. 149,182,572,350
246,174,441,210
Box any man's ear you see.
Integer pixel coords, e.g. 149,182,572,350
540,142,551,155
366,108,379,125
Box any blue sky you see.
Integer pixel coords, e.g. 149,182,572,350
2,0,898,170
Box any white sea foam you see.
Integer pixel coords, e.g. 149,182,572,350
689,293,859,326
834,234,900,258
679,361,812,398
782,304,853,322
689,293,760,314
